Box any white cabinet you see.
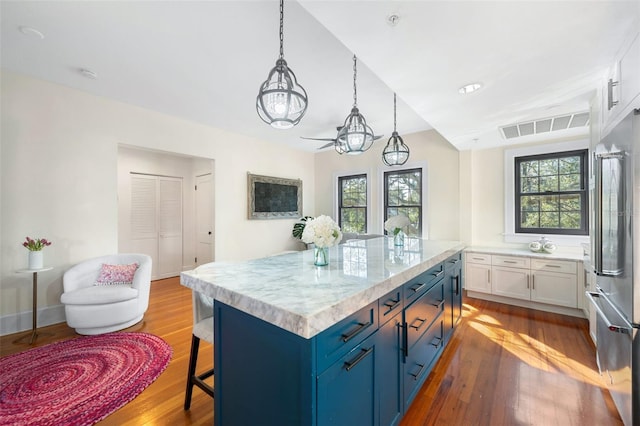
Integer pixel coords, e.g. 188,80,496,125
465,251,581,313
465,253,492,293
603,30,640,133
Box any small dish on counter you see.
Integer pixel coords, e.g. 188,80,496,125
529,236,556,253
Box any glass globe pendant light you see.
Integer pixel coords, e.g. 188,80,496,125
382,93,410,166
256,0,308,129
335,55,376,155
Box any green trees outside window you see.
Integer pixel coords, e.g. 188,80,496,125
515,150,588,235
384,168,422,237
339,174,367,233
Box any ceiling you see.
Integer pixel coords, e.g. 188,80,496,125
1,1,638,152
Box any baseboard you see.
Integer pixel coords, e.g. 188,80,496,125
0,304,66,336
466,290,587,319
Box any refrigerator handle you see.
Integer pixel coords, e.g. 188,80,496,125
593,153,604,275
586,291,632,334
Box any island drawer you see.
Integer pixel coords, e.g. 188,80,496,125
530,258,576,274
379,288,403,326
403,316,444,410
404,263,445,306
444,252,462,270
316,301,378,373
492,255,530,269
466,253,491,265
404,279,444,350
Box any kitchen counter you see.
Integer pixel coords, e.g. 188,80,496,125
465,246,584,262
181,237,464,338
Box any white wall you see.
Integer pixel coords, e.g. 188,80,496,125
0,71,315,327
314,129,460,241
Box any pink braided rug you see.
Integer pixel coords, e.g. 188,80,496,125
0,332,172,425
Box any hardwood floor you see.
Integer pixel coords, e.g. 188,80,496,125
1,278,622,425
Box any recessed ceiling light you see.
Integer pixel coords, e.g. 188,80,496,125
19,26,45,39
79,68,98,79
387,15,400,26
458,83,483,94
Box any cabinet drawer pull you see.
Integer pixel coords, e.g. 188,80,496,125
341,321,372,343
383,298,400,312
503,260,518,264
545,264,561,268
488,270,491,283
344,347,373,372
527,274,530,289
432,270,444,278
409,363,426,380
410,282,426,293
532,275,535,290
430,336,443,348
409,317,427,331
448,259,460,264
472,257,485,261
454,276,460,295
430,299,445,310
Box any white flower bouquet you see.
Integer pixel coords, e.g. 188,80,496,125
384,214,410,235
301,215,343,248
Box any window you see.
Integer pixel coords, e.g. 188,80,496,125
515,149,588,235
338,174,367,233
384,168,422,236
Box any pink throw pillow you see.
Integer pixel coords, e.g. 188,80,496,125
95,263,139,286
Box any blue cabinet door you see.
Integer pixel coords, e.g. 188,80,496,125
317,332,378,426
378,312,403,426
444,253,463,341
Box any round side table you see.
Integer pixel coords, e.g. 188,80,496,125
14,267,53,344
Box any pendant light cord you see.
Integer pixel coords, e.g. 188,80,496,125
393,93,397,132
353,55,358,107
279,0,284,59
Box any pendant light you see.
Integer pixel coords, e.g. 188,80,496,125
335,55,376,155
382,93,410,166
256,0,308,129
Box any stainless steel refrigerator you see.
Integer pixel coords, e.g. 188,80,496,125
587,109,640,426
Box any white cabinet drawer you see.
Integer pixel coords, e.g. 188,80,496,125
530,258,576,274
492,255,530,269
466,253,491,265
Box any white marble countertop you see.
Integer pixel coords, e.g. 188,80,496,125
181,237,464,339
465,246,584,262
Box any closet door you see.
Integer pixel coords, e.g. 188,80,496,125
195,174,214,265
158,177,183,278
131,175,159,277
130,174,183,279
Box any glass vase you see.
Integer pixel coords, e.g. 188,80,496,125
393,230,405,247
314,246,329,266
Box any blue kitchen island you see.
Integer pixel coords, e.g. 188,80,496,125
181,237,464,426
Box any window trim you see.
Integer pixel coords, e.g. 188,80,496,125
504,139,589,245
334,170,371,234
378,161,429,238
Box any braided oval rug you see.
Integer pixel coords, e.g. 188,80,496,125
0,332,172,426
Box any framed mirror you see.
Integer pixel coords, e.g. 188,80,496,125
247,173,302,220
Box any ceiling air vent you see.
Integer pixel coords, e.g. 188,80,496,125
500,111,590,140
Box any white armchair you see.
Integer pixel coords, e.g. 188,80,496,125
60,254,152,335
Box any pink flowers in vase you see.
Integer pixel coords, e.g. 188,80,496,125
22,237,52,251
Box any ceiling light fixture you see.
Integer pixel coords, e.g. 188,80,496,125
335,55,377,155
256,0,308,130
458,82,483,94
382,93,410,166
387,15,400,26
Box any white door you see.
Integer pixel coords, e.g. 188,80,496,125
158,177,183,278
195,174,214,265
131,175,159,276
130,174,183,279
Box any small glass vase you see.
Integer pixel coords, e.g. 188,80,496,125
393,230,405,247
28,251,44,270
314,246,329,266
